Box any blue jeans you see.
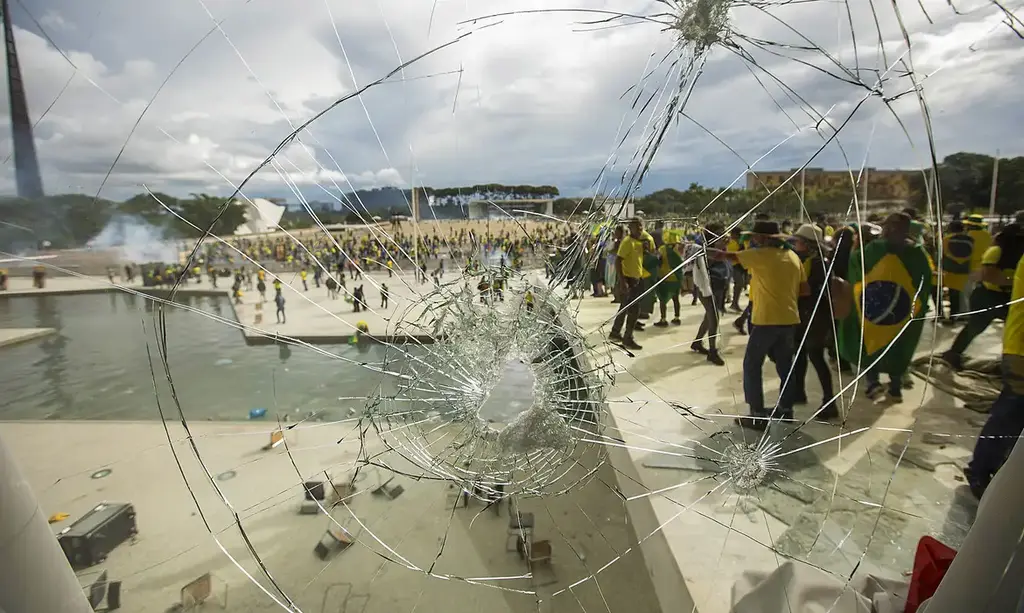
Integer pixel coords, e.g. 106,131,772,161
967,355,1024,488
743,324,798,418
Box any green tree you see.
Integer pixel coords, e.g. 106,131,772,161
172,193,247,237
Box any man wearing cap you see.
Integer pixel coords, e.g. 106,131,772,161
609,217,647,351
963,250,1024,499
716,220,808,429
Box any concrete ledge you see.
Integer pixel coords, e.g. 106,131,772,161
0,328,56,349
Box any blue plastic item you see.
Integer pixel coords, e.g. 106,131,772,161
249,408,267,419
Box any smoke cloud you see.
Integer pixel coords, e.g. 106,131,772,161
87,215,181,263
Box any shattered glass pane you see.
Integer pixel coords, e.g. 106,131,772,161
2,0,1023,612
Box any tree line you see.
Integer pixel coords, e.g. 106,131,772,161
2,151,1017,249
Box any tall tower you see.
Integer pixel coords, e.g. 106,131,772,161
2,0,44,198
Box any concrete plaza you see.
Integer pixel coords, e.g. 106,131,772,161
0,269,1004,612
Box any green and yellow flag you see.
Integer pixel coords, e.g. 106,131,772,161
839,240,932,375
941,233,973,292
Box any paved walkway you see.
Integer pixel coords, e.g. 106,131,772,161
1,271,1005,613
0,327,56,348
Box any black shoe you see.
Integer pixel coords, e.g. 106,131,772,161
818,403,840,420
609,331,623,342
691,341,708,355
735,415,768,431
733,319,746,336
633,323,646,332
671,318,681,325
865,383,884,400
941,350,963,371
707,351,724,366
622,339,643,351
653,320,669,327
962,466,988,500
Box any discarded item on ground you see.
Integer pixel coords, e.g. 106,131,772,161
371,476,404,500
905,536,957,613
58,502,137,570
299,480,326,514
48,511,70,524
248,407,267,419
261,429,284,451
729,560,908,613
179,572,228,610
506,512,535,552
314,526,354,561
910,355,1001,404
84,569,122,611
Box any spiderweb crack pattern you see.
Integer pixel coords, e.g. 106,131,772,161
6,0,1024,611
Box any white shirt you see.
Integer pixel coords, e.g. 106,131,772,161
682,241,712,297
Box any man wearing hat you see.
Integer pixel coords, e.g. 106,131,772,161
716,220,808,429
788,224,839,420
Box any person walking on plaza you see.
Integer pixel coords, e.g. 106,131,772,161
963,251,1024,499
839,213,931,402
380,283,390,309
609,218,646,351
940,220,974,324
275,290,286,324
691,226,725,366
653,230,683,328
300,268,308,291
788,224,838,420
941,221,1023,370
716,220,807,429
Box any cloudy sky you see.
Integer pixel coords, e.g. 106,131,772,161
3,0,1023,202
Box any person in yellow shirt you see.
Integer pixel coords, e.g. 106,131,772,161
609,218,647,351
716,220,809,429
963,251,1024,499
941,222,1022,370
726,228,747,312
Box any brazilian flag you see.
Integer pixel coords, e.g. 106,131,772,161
940,233,973,292
839,240,933,375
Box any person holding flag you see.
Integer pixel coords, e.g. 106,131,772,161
839,212,932,402
940,220,973,324
653,230,684,327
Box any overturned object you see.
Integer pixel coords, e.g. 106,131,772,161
58,502,137,570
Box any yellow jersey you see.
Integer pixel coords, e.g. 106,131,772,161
1004,256,1024,356
735,247,806,326
968,228,992,272
980,246,1015,293
617,236,645,279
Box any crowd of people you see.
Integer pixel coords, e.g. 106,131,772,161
598,208,1023,500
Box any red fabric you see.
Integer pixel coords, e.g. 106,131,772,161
905,536,957,613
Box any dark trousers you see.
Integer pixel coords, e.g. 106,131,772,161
730,270,748,307
695,295,719,351
711,279,727,313
967,355,1024,487
611,277,642,339
948,289,962,320
743,324,798,417
792,335,834,404
950,287,1009,355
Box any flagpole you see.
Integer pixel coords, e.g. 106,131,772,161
799,168,806,224
988,150,999,219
